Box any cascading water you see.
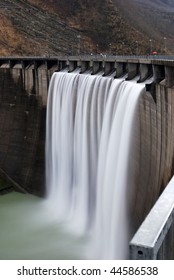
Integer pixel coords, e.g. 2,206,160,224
46,71,145,259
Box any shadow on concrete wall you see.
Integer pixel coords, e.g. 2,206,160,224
0,68,46,196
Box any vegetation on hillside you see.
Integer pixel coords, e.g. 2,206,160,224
0,0,173,56
27,0,158,54
0,13,39,56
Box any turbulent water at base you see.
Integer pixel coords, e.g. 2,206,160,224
0,193,86,259
46,72,145,260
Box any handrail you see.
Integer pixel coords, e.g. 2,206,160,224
129,176,174,259
0,55,174,61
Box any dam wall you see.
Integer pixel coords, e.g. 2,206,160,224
0,68,45,196
0,56,174,227
132,83,174,230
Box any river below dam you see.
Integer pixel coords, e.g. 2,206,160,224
0,192,88,260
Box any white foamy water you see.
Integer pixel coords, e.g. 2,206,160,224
46,72,145,259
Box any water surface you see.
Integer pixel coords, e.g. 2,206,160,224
0,192,87,260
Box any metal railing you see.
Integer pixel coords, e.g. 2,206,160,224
129,176,174,259
1,55,174,61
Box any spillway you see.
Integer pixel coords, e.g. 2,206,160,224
1,58,174,260
46,71,145,259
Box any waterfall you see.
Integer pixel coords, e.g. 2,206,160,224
46,71,145,259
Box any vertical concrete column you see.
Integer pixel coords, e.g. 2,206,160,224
68,60,77,72
165,66,174,87
115,62,126,78
163,88,173,188
91,61,101,74
77,60,89,72
45,60,49,71
9,60,14,69
80,61,89,73
145,83,156,103
153,65,165,83
37,65,48,105
21,61,25,89
77,60,81,69
103,62,115,76
138,63,153,82
34,61,39,95
127,63,139,80
24,65,34,94
58,60,67,71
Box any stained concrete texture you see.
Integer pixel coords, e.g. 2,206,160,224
130,85,174,231
0,68,46,196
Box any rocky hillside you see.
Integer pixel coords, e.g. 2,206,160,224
0,0,88,56
113,0,174,52
0,0,174,56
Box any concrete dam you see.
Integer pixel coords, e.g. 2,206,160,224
1,55,174,259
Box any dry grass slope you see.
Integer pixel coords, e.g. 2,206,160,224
0,0,173,56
